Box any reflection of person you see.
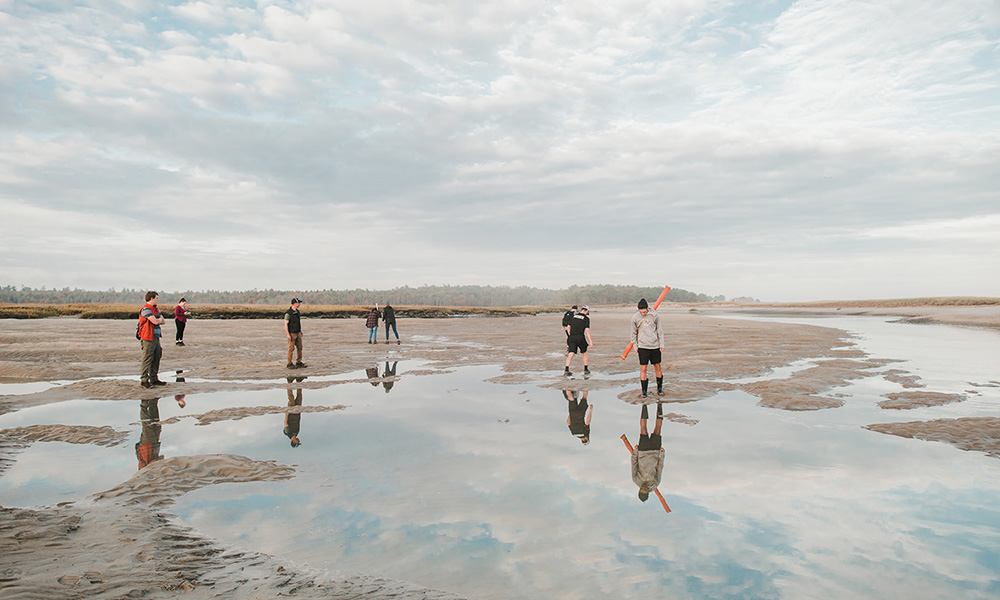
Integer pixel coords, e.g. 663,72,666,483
564,305,593,377
284,297,307,369
366,306,381,344
174,394,186,408
383,302,399,344
631,298,666,398
136,398,163,469
284,377,305,447
562,305,577,336
366,366,380,387
383,361,397,393
174,298,191,346
631,403,664,502
138,291,166,389
564,389,592,444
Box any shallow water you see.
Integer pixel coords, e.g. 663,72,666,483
2,318,1000,599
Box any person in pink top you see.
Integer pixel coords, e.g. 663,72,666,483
174,298,191,346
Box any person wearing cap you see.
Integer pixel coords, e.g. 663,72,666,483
631,298,666,397
564,305,593,377
284,297,307,369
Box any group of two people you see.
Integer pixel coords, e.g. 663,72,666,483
365,304,400,344
563,298,667,398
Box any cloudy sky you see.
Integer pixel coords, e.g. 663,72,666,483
1,0,998,301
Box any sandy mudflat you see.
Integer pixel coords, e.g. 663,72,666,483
1,305,998,599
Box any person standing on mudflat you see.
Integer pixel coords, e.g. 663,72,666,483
138,291,166,388
383,302,399,344
564,305,593,377
284,297,307,369
562,305,577,337
366,306,381,344
174,298,191,346
630,298,666,398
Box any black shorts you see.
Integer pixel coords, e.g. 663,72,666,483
567,335,588,354
638,433,662,451
637,348,661,366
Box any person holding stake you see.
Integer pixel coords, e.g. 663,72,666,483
630,298,666,398
630,402,665,504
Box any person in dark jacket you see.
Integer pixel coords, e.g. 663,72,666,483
383,302,399,344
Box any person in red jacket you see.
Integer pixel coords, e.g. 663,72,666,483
138,291,166,388
174,298,191,346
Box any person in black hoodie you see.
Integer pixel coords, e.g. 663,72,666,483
383,302,400,344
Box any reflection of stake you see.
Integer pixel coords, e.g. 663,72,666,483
621,285,671,360
621,434,671,513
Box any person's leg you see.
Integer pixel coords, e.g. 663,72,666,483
141,340,154,383
653,360,663,395
582,351,589,368
287,336,295,366
565,351,575,372
640,403,649,435
295,333,303,364
391,322,399,341
654,402,663,435
639,363,649,396
151,339,162,382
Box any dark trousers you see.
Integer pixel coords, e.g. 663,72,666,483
175,319,186,342
141,338,162,383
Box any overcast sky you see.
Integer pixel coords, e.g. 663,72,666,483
1,0,998,302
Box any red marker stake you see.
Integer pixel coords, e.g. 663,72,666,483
621,434,671,513
621,285,671,360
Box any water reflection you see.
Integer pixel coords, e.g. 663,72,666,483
383,361,397,393
174,369,185,383
136,398,163,470
284,376,306,447
624,402,670,512
563,389,592,445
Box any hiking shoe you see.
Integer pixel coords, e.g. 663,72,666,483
152,380,167,386
141,381,152,389
176,341,185,346
584,368,591,375
295,362,307,369
287,363,296,369
564,369,572,377
657,389,664,397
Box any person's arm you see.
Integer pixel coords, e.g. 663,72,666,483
585,326,593,348
284,316,291,339
631,315,638,346
656,314,665,351
586,404,593,425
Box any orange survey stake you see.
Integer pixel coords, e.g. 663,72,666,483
620,284,671,360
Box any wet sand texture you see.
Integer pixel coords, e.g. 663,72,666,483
865,417,1000,458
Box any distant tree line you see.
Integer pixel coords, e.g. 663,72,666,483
0,284,757,306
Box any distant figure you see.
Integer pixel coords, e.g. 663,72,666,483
564,305,593,377
631,403,664,502
283,377,305,447
383,302,399,344
138,291,166,389
174,298,191,346
366,306,381,344
630,298,666,398
284,297,307,369
136,398,163,469
564,389,592,444
562,305,578,337
383,361,398,393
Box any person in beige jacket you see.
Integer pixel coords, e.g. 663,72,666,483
630,298,666,397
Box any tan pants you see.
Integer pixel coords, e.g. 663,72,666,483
141,338,162,383
287,332,303,364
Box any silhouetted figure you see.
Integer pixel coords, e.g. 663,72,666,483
136,398,163,469
631,403,664,502
383,361,398,393
564,389,592,444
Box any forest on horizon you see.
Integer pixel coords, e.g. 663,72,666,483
1,284,760,307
